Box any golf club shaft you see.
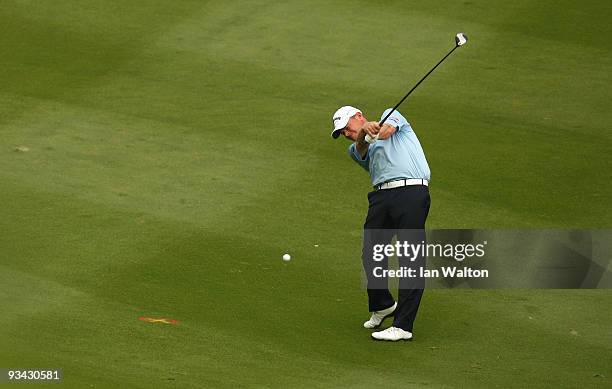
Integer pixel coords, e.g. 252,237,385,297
379,44,459,125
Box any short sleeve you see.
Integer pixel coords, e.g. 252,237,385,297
348,144,370,172
380,109,411,133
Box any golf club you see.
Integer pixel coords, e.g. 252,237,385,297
378,32,468,126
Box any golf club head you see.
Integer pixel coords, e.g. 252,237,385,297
455,32,468,46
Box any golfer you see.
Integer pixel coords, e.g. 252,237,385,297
331,105,431,341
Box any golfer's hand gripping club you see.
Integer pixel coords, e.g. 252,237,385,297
362,122,380,144
365,133,379,143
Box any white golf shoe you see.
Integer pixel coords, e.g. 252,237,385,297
371,326,413,341
363,302,397,329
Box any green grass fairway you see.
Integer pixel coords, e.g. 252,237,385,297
1,0,611,387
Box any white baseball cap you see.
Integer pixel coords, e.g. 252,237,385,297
331,105,361,139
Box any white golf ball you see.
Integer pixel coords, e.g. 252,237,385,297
282,253,291,262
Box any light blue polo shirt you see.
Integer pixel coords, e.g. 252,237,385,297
348,109,431,186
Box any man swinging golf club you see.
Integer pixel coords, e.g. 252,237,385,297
331,33,467,341
331,106,431,341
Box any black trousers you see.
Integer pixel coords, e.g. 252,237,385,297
362,185,430,332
